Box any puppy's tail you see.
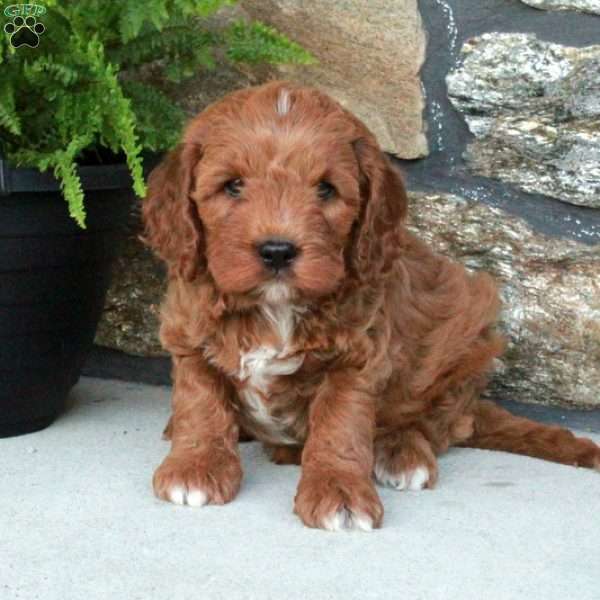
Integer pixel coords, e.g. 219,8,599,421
461,400,600,469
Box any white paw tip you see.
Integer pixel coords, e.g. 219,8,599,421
375,463,430,491
322,509,373,532
186,489,208,507
408,466,430,491
168,486,186,505
352,513,374,532
322,510,346,531
167,486,208,507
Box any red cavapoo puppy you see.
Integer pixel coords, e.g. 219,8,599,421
142,81,599,531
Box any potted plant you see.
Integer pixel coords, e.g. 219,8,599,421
0,0,313,437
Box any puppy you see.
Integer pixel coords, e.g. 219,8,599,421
142,81,600,531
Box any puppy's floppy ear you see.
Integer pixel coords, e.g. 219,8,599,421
141,143,205,281
351,136,408,282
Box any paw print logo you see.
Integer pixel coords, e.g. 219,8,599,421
4,15,45,48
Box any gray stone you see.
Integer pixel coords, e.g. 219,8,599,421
95,231,167,357
447,33,600,208
408,192,600,409
521,0,600,14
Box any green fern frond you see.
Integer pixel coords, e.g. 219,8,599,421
148,0,170,30
54,153,86,227
51,135,94,228
0,80,21,136
121,80,185,151
26,57,81,86
173,0,237,18
100,64,146,197
108,26,215,70
225,20,316,65
118,1,155,43
0,0,313,227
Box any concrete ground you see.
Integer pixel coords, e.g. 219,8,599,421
1,378,599,600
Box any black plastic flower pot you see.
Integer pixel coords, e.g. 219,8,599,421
0,157,134,437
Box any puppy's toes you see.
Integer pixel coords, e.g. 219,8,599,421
153,450,242,507
322,508,375,532
294,469,383,532
167,486,208,507
375,429,438,491
374,463,433,491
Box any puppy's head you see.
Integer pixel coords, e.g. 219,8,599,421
143,82,407,304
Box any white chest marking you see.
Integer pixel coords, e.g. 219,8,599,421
237,303,304,443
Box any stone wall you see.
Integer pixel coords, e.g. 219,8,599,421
447,33,600,209
407,192,600,409
94,1,600,408
521,0,600,14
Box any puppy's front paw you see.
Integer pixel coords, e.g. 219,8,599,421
153,450,242,507
294,470,383,531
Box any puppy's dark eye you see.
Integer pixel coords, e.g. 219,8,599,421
224,178,243,198
317,181,337,201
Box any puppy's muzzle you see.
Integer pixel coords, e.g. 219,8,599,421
258,239,298,273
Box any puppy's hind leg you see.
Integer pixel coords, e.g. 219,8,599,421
462,400,600,469
374,428,439,491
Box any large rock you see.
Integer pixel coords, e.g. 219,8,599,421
151,2,427,156
521,0,600,14
408,192,600,409
447,33,600,208
96,192,600,409
95,231,167,358
240,0,428,158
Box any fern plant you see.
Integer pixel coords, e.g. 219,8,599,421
0,1,314,227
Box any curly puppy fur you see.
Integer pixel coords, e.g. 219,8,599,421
143,81,600,531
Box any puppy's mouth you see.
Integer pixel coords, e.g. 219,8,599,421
209,238,343,301
258,280,296,304
254,238,301,301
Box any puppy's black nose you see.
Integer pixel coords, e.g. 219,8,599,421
258,239,298,272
